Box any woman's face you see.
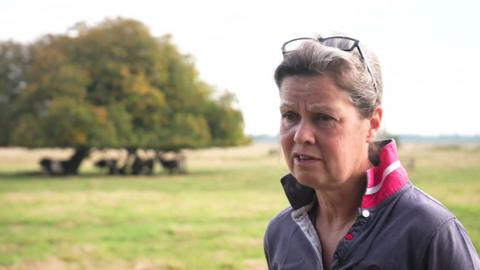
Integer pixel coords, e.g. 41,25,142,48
279,75,379,190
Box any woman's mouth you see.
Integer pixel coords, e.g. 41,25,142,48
293,153,321,165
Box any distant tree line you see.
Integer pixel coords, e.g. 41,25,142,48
0,18,250,175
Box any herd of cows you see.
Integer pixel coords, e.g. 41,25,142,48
39,150,187,176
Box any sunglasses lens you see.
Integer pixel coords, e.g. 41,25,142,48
283,37,357,55
322,37,357,52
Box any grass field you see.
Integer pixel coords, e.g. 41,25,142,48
0,143,479,269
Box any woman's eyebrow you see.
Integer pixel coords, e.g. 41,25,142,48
279,102,295,110
308,103,337,113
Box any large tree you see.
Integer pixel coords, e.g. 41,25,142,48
0,18,249,174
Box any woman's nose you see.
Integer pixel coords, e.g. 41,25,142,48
293,121,315,144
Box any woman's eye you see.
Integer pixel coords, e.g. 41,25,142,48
315,114,335,122
281,111,298,122
314,114,337,127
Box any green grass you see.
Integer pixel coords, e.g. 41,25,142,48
0,144,479,269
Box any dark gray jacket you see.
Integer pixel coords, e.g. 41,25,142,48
264,140,480,270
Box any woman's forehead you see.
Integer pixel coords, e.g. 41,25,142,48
280,75,344,94
280,76,350,103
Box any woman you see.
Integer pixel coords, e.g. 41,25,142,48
264,35,480,270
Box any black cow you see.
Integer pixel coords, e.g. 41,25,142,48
95,157,154,175
94,159,119,175
131,156,155,175
157,153,187,174
39,149,88,176
39,157,82,176
40,158,67,176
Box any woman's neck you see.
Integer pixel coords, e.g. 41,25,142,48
314,175,366,227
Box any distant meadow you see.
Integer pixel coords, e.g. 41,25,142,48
0,143,479,269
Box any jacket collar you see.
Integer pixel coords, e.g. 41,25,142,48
281,139,409,210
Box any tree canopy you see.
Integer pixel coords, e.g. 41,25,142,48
0,18,249,151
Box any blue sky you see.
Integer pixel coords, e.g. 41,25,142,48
1,0,479,135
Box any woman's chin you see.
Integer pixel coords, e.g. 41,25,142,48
293,171,342,190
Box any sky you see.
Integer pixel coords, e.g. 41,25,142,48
1,0,480,136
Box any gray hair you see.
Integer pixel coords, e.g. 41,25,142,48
274,36,383,118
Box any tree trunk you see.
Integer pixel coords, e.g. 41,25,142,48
63,147,89,175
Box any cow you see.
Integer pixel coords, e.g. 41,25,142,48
156,152,187,174
40,158,66,176
131,156,155,175
94,159,119,175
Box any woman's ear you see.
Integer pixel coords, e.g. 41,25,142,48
367,106,383,142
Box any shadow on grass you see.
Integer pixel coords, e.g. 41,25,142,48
0,168,223,181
